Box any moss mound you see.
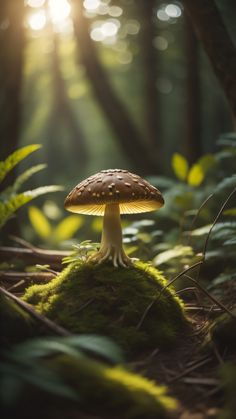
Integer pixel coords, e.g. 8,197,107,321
209,309,236,352
24,261,187,354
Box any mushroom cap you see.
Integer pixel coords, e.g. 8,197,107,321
64,169,164,216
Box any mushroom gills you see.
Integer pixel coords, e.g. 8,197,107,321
89,203,132,268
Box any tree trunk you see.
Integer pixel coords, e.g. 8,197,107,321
0,0,25,239
51,32,88,166
71,0,159,175
181,0,236,128
139,0,162,154
184,13,202,164
0,0,25,161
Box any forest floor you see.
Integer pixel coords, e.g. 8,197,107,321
1,244,235,419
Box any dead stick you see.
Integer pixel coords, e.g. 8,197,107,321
136,261,203,330
167,356,212,383
0,286,70,337
0,246,70,269
184,274,236,319
0,271,55,282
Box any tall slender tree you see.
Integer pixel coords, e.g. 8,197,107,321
71,0,159,175
139,0,162,154
181,0,236,128
0,0,25,162
184,13,202,163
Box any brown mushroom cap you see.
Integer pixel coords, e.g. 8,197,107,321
64,169,164,216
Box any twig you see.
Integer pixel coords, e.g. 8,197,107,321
0,246,70,270
71,298,95,315
167,356,212,383
0,271,55,283
202,186,236,260
136,261,203,330
185,306,222,313
7,280,25,292
184,274,236,319
0,286,70,337
181,377,219,386
9,235,38,251
187,193,214,246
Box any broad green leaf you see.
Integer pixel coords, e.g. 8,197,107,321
28,206,52,239
12,164,47,193
153,245,193,266
0,185,63,229
216,175,236,193
187,164,204,186
217,132,236,147
172,153,189,181
197,154,216,173
0,144,41,183
91,217,103,233
223,208,236,216
53,215,84,241
191,224,212,236
210,272,236,288
62,335,124,364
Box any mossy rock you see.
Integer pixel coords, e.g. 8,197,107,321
209,309,236,352
24,261,187,354
0,294,36,347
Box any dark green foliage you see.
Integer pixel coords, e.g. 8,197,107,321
220,364,236,419
0,294,36,346
0,337,177,419
209,310,236,352
24,261,187,355
0,144,62,232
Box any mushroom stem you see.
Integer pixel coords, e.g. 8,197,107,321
89,203,132,267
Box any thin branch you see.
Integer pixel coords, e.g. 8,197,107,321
167,356,212,383
184,274,236,319
0,246,70,270
202,186,236,259
0,271,55,282
187,193,214,246
136,261,203,330
0,286,70,336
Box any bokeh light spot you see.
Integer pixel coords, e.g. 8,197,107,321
83,0,100,11
28,10,46,30
48,0,71,24
165,4,182,18
27,0,45,7
153,36,168,51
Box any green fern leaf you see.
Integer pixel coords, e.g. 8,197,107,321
0,185,63,229
12,164,47,192
0,144,41,184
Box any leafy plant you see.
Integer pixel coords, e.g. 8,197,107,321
0,145,63,231
28,205,84,245
62,240,100,264
0,335,123,405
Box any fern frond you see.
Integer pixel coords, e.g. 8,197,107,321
0,144,41,184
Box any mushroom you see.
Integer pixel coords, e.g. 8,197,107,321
64,169,164,267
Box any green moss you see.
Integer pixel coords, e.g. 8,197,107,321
24,261,187,354
0,294,36,346
47,353,177,419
